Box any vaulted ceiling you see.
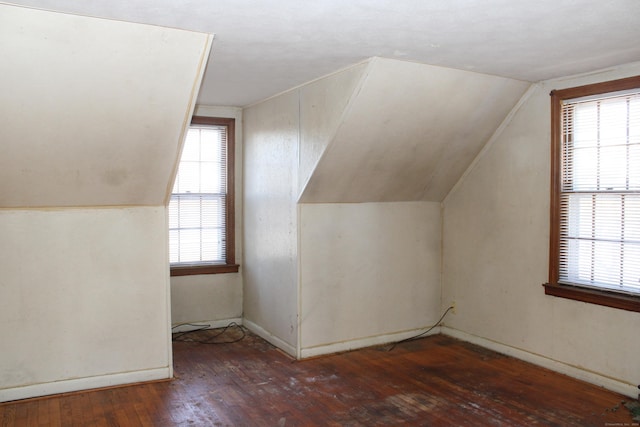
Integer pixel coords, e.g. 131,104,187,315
0,4,211,208
298,58,530,203
4,1,640,208
6,0,640,107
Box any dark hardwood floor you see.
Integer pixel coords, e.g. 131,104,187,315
1,327,637,426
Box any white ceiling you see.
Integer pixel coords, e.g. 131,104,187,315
6,0,640,107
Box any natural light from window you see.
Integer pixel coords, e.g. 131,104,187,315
560,92,640,295
169,125,227,265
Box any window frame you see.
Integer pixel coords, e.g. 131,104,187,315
544,75,640,312
170,116,239,276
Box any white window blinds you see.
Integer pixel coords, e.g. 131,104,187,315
169,125,227,265
559,90,640,295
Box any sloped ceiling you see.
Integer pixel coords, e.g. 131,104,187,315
298,62,370,194
299,57,531,203
0,4,212,208
5,0,640,107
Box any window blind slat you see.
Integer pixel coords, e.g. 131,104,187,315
169,125,227,265
559,91,640,295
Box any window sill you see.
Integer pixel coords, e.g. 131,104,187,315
170,264,240,277
543,283,640,313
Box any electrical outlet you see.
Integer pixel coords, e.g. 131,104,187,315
450,301,456,314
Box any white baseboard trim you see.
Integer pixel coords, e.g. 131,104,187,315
242,319,297,358
171,317,243,333
300,327,442,359
0,367,170,403
441,326,638,398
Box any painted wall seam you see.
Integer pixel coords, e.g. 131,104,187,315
297,59,374,202
243,57,374,109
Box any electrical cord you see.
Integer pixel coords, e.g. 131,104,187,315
172,321,246,344
171,323,210,340
385,306,454,351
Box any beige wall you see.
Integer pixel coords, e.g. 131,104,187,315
442,62,640,397
243,61,447,358
0,5,210,402
243,90,301,354
0,207,172,402
299,202,442,357
243,66,370,354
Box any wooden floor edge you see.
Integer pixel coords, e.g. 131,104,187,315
441,326,639,399
0,377,173,406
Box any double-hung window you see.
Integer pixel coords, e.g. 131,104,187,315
169,117,238,276
545,76,640,311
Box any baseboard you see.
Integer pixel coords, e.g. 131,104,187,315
0,367,170,403
300,327,442,359
243,321,443,360
171,317,243,333
441,326,638,399
242,319,297,358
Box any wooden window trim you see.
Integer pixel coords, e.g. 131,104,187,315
170,116,239,277
545,75,640,312
171,263,239,276
543,283,640,312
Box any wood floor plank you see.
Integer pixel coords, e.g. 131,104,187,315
0,404,15,427
0,330,636,426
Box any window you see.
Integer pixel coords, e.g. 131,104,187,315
169,117,238,276
544,76,640,312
